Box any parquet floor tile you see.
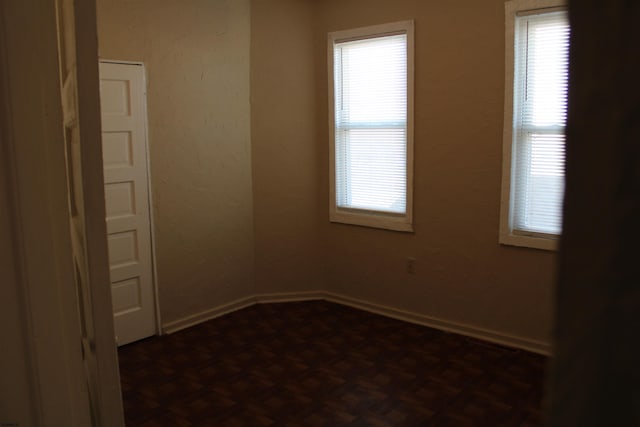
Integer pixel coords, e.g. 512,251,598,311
119,301,546,426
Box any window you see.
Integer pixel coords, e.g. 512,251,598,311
328,21,414,232
500,0,569,250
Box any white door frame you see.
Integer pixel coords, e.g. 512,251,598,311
100,59,163,338
0,0,124,425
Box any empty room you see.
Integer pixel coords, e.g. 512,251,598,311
95,0,554,424
2,0,637,426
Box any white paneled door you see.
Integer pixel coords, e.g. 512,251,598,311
99,61,156,346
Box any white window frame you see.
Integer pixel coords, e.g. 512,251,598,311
500,0,568,250
328,21,414,232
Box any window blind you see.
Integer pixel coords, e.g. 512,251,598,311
512,10,569,235
334,34,407,214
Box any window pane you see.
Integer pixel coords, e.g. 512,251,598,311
512,11,569,236
334,34,407,214
527,21,570,127
515,132,565,234
336,128,406,213
337,35,407,125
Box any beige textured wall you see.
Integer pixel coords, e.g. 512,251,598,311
96,0,254,324
97,0,555,345
251,0,324,294
315,0,556,344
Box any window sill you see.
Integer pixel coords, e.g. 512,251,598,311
499,232,559,251
330,210,413,233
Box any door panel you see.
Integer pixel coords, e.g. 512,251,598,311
99,61,156,346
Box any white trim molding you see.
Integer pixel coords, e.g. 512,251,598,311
323,292,551,355
162,292,325,334
328,20,415,233
162,296,257,334
254,291,326,304
162,291,551,356
1,0,124,424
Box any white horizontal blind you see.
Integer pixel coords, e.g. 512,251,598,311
512,10,569,235
334,34,407,214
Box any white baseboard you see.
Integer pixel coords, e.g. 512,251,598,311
254,291,326,303
161,290,551,355
323,292,551,355
162,295,257,334
161,292,321,334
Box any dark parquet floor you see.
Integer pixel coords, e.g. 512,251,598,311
118,301,547,426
